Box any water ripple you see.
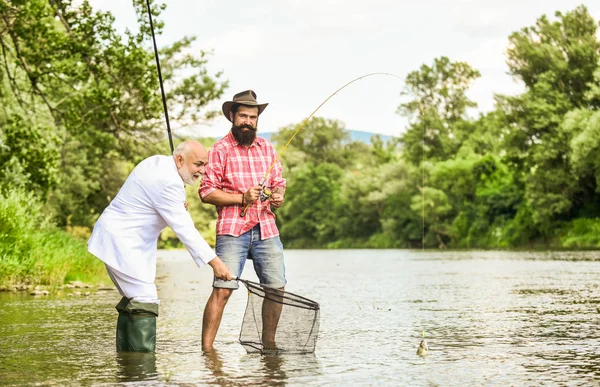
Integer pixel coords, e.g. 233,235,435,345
1,249,600,385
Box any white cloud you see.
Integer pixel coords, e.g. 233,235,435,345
88,0,600,138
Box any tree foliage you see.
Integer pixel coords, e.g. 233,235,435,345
0,0,227,228
271,5,600,249
2,3,600,253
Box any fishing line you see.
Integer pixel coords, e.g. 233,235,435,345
241,72,428,250
422,114,425,250
241,72,404,216
145,0,174,154
409,86,427,249
142,3,428,245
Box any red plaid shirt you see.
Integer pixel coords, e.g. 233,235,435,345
199,132,286,239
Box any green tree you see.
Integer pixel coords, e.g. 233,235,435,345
499,5,600,234
0,113,60,195
271,117,352,169
0,0,228,228
397,56,481,165
277,162,343,248
365,159,420,248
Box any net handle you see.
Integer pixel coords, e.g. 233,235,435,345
235,277,320,309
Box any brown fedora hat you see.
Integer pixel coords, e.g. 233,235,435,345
222,90,268,122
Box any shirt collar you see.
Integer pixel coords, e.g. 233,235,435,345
168,156,185,187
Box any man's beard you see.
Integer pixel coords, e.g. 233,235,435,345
179,165,200,185
232,123,257,146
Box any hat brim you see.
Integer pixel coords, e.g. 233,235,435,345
222,101,268,122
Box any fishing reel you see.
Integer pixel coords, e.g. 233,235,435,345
260,186,273,202
240,183,273,217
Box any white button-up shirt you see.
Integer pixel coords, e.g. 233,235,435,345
88,155,216,283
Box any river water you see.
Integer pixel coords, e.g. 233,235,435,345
1,249,599,385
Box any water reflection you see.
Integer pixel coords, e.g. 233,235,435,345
202,349,321,386
260,354,287,385
526,349,600,379
203,350,230,382
202,349,281,386
2,249,600,385
115,352,158,382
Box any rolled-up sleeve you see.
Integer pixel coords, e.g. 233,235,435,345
199,148,223,199
154,183,216,266
269,145,286,189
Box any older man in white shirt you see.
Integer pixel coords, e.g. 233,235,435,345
88,140,232,352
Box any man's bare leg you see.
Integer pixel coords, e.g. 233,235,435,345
202,288,233,352
261,287,284,349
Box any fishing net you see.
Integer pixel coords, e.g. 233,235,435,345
238,279,320,355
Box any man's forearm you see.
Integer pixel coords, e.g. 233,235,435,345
202,190,244,206
273,186,286,196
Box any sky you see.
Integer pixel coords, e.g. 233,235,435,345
88,0,600,139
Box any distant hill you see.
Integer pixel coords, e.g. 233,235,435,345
259,129,393,144
346,130,393,143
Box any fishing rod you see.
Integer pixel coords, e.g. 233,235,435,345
240,72,404,217
145,0,174,154
142,3,427,247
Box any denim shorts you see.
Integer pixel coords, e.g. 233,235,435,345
213,224,286,290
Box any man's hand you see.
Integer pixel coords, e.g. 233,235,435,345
243,186,262,204
184,202,189,211
208,256,233,281
269,193,284,208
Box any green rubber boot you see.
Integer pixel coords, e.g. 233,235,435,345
126,313,157,352
115,297,159,352
116,312,129,351
116,297,130,352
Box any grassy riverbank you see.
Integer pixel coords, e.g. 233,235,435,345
0,189,107,288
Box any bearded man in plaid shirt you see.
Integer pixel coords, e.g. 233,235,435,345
199,90,287,352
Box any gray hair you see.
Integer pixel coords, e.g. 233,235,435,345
173,141,190,157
